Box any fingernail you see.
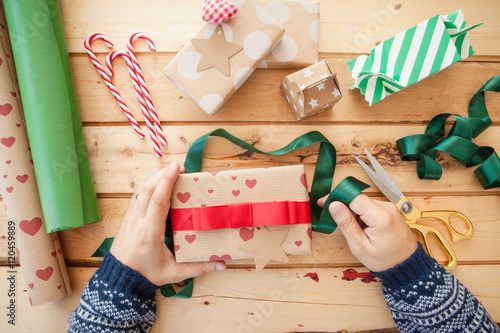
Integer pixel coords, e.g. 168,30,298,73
150,168,159,175
215,264,226,271
169,161,179,170
329,202,343,215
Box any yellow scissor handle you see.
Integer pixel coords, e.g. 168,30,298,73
420,210,474,242
410,223,458,270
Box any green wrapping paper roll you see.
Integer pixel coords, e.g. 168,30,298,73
3,0,101,232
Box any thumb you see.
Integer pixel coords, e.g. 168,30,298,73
329,201,366,250
173,261,227,282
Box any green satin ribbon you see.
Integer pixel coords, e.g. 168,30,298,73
397,76,500,189
93,129,369,298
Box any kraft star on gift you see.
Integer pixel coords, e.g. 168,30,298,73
191,26,243,77
238,226,290,271
303,68,313,78
308,98,318,108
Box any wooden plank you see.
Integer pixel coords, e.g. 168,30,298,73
81,125,500,194
73,55,500,124
2,195,499,266
60,0,500,57
0,265,498,332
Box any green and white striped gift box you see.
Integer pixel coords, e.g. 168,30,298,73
347,9,482,106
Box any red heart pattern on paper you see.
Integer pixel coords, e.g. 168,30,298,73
0,103,12,116
16,123,20,127
232,190,240,197
51,251,56,257
209,254,232,261
231,176,237,181
201,203,207,207
36,266,53,281
16,174,28,183
177,192,191,204
245,179,257,189
6,160,11,164
19,217,42,236
209,171,219,176
2,174,6,178
11,91,16,97
300,173,307,189
202,0,238,23
174,245,180,252
57,285,62,289
185,234,197,244
193,177,199,182
239,227,254,241
57,249,62,254
6,186,13,193
1,136,15,148
29,283,34,289
307,227,312,239
295,240,302,247
208,189,213,194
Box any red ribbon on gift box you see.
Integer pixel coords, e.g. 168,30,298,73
171,200,311,231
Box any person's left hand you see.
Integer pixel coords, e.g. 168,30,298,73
110,161,226,286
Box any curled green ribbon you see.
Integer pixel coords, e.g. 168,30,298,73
397,76,500,189
93,129,369,297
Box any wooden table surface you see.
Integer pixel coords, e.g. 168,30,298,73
1,0,499,332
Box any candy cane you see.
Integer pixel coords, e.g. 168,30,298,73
106,51,162,157
84,33,145,139
127,33,167,146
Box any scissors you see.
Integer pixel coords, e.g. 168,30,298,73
355,149,474,270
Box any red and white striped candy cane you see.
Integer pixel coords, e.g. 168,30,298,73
106,51,162,157
84,33,145,139
127,33,167,146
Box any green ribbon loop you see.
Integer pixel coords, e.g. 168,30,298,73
315,177,371,234
397,76,500,189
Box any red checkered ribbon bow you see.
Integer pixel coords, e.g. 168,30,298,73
202,0,238,23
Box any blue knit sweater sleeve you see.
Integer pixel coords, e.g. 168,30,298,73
68,252,158,333
372,243,499,333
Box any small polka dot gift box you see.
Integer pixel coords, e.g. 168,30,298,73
170,165,312,271
256,0,319,69
280,60,342,120
163,0,285,115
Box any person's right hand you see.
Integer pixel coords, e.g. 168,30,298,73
318,194,418,272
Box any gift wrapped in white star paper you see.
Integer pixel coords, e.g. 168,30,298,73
280,60,342,120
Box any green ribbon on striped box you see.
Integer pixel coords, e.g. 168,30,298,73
347,9,482,106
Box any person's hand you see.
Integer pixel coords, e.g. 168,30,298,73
318,194,418,272
110,162,226,286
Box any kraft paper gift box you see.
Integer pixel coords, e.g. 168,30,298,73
163,0,285,115
256,0,319,69
170,165,312,269
280,60,342,120
347,9,482,106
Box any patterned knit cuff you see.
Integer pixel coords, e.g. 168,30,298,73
370,243,439,291
95,252,159,298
